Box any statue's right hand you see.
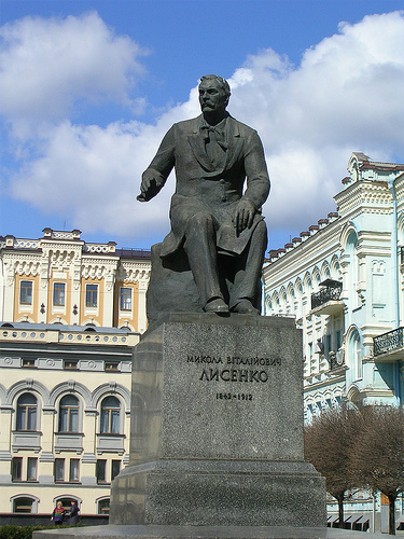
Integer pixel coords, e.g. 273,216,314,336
138,171,157,202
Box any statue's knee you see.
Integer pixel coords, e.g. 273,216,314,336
186,212,214,235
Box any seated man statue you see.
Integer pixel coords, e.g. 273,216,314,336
138,74,270,317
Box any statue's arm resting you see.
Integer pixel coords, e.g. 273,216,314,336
138,127,176,202
242,132,271,210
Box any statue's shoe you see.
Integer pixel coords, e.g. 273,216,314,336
231,299,259,315
204,298,229,314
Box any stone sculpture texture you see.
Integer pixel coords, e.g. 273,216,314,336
138,74,270,324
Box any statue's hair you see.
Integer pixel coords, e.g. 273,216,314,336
199,75,231,98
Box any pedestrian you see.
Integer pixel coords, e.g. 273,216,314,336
68,500,80,525
51,501,66,525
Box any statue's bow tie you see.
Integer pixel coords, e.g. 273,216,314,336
200,125,228,150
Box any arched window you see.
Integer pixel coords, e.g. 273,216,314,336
12,496,36,513
97,497,110,515
58,395,80,432
16,393,38,431
100,396,121,434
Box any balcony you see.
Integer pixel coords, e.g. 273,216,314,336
310,280,344,316
12,431,41,452
55,432,84,454
96,433,125,455
373,327,404,361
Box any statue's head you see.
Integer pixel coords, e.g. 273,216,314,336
198,74,231,115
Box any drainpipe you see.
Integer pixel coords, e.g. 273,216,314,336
388,177,402,403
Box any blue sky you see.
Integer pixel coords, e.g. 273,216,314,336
1,0,404,250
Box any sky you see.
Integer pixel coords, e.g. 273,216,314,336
1,0,404,251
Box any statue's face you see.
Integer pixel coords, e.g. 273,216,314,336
198,79,228,114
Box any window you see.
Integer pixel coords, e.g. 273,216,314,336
100,396,121,434
63,359,79,370
96,459,107,483
20,281,33,305
22,358,36,368
97,498,110,515
111,460,121,481
105,361,119,372
27,457,38,481
69,459,80,482
119,287,132,311
16,393,38,431
53,282,66,306
86,284,98,307
11,457,38,481
54,458,65,482
59,395,79,432
13,496,34,513
11,457,23,481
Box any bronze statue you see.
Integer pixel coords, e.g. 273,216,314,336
138,75,270,317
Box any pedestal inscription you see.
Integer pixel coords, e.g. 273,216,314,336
109,314,326,527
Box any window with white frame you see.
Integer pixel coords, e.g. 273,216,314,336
53,282,66,306
11,457,23,481
100,396,121,434
97,497,110,515
27,457,38,481
13,496,35,513
54,458,65,482
16,393,38,431
119,287,132,311
58,395,80,432
20,280,33,305
69,458,80,482
85,284,98,307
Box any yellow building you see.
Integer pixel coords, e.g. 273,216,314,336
0,228,151,333
0,229,151,522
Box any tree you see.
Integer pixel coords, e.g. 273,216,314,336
351,405,404,535
304,408,360,528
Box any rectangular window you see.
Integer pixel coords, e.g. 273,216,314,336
63,359,79,370
96,459,107,483
11,457,23,481
69,459,80,482
105,361,119,372
119,287,132,311
27,457,38,481
111,460,121,481
20,281,33,305
22,358,36,368
85,284,98,308
54,458,65,482
53,282,66,306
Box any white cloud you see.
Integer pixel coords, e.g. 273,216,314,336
3,11,404,248
0,12,146,136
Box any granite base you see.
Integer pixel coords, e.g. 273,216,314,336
32,525,394,539
110,459,325,526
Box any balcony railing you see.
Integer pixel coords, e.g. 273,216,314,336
311,284,342,310
374,327,404,357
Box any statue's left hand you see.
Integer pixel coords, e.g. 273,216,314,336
233,199,256,234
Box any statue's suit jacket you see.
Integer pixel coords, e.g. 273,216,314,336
143,113,270,257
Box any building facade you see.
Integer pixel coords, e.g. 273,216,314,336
0,230,151,520
264,152,404,415
263,152,404,529
0,228,151,334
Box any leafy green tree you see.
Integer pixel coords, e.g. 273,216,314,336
351,405,404,535
304,408,360,528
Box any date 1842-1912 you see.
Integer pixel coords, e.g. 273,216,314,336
216,393,253,401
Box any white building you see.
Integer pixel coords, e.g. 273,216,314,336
264,152,404,417
0,230,151,521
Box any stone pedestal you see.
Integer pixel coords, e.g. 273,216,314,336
109,314,326,527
